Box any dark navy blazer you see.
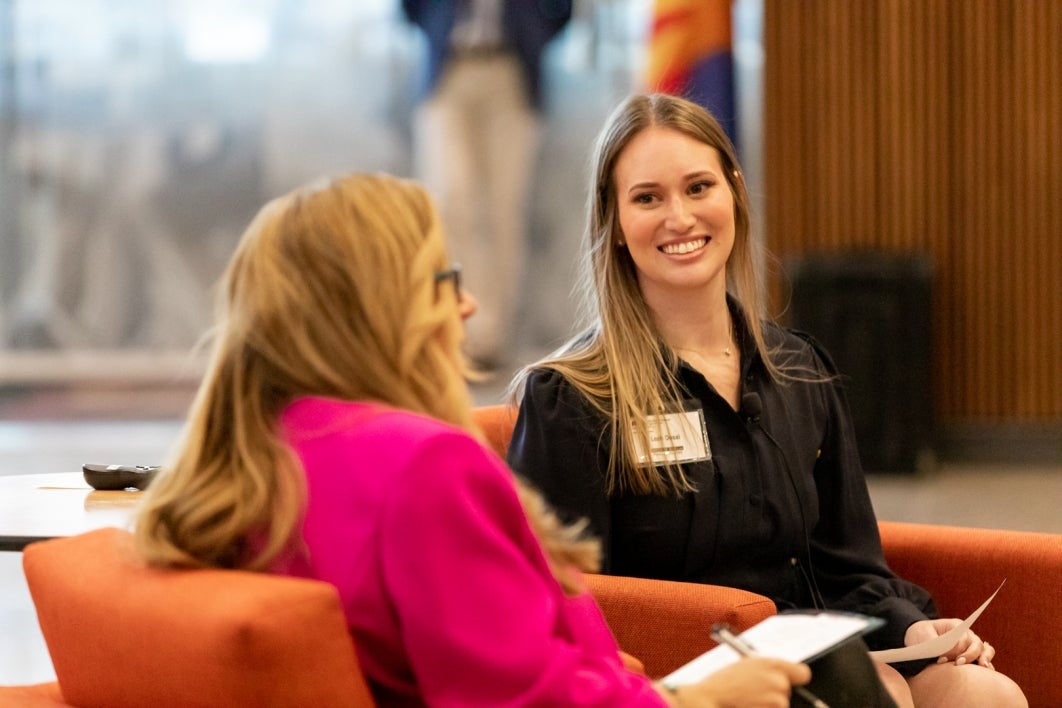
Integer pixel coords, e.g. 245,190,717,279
401,0,572,109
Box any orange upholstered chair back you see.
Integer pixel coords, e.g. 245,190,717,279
22,528,376,708
473,404,518,458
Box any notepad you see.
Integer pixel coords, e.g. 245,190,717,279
662,611,883,686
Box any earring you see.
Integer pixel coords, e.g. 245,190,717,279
617,240,626,247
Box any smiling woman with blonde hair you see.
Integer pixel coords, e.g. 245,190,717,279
134,172,809,706
507,93,1027,707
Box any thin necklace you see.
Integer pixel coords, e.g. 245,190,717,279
674,313,735,358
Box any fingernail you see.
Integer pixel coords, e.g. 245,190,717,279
956,657,966,665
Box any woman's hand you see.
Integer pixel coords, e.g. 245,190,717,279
904,618,996,669
657,657,812,707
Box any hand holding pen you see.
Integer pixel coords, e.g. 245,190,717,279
657,630,814,708
711,624,830,708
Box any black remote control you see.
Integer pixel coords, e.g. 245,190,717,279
82,464,160,491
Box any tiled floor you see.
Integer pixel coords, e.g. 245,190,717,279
1,381,1060,685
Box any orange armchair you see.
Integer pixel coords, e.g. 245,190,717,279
880,520,1062,707
4,528,376,708
473,404,1062,707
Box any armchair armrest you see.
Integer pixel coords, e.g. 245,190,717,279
879,520,1062,707
585,573,776,679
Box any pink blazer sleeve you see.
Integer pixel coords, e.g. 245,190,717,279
379,432,664,707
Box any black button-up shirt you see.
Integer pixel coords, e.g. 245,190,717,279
507,315,937,656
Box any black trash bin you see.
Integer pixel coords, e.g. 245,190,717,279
785,251,934,474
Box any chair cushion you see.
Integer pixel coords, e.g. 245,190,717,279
23,528,375,708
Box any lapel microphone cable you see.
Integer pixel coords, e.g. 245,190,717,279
741,391,828,610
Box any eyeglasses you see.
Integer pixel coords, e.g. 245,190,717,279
434,264,463,300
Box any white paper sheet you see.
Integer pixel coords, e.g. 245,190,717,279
868,581,1005,663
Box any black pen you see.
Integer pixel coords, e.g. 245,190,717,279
711,624,829,708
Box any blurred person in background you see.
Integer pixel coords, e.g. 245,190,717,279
401,0,572,369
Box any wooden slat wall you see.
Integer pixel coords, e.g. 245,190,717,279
763,0,1061,422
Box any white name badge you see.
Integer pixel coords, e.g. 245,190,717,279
633,409,712,466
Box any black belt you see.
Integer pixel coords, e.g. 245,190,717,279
452,45,511,59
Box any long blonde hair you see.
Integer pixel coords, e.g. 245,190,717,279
137,173,596,585
512,93,786,497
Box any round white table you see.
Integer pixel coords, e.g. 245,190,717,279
0,472,141,551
